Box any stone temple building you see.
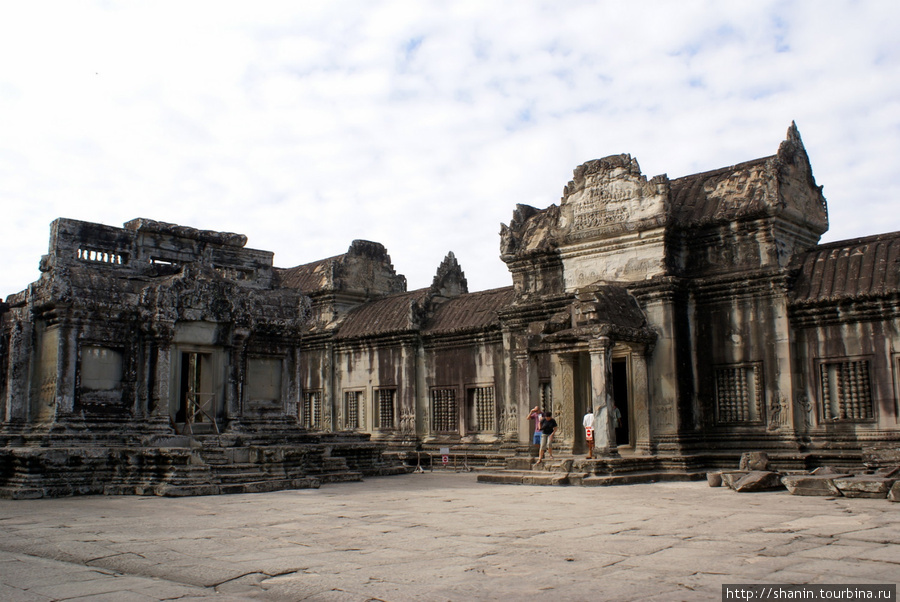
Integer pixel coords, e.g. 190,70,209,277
1,124,898,497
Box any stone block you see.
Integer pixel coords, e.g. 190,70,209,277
832,476,897,499
732,471,784,492
889,481,900,502
811,466,844,475
781,474,849,496
739,452,770,471
720,471,750,490
861,446,900,468
147,436,193,448
229,448,251,464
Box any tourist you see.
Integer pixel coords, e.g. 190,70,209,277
583,407,594,459
535,411,558,464
527,405,542,446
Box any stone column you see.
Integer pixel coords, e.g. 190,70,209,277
590,336,617,456
554,353,577,450
227,328,250,421
514,348,533,443
149,323,175,419
400,342,417,439
285,346,301,422
631,345,652,454
500,329,519,444
4,320,33,422
55,320,77,417
152,343,172,419
324,343,335,431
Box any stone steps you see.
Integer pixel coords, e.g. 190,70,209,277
477,469,707,487
476,454,709,487
0,430,408,498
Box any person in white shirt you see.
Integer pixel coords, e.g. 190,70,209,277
583,407,595,459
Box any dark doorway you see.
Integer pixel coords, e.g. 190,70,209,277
176,351,218,432
612,358,630,446
573,352,591,454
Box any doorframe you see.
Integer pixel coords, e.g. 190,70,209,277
171,344,225,434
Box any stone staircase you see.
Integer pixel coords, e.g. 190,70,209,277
476,455,708,487
0,421,409,499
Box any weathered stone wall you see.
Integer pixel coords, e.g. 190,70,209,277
791,313,900,443
421,338,505,441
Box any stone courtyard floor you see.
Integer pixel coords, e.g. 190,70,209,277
0,472,897,601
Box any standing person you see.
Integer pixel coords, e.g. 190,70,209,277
583,406,595,459
613,403,624,445
527,406,543,447
535,411,558,464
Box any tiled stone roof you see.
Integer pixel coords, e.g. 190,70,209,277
668,156,773,227
791,232,900,302
335,289,429,339
335,286,516,340
276,256,339,292
424,287,516,335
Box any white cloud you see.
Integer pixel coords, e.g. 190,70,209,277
2,0,900,298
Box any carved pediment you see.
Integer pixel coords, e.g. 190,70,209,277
559,154,670,242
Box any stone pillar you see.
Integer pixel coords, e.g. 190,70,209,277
590,336,617,456
152,342,172,419
631,346,652,454
500,329,519,444
4,320,33,422
148,322,175,419
227,328,249,421
554,353,577,450
33,325,59,423
55,321,77,417
285,346,301,422
514,348,533,443
324,343,335,431
400,342,417,439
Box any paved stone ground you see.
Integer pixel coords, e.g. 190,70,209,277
0,472,897,601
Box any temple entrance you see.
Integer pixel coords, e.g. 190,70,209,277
554,350,634,453
612,358,630,446
174,349,222,434
570,352,592,454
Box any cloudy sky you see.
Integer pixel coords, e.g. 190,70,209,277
2,1,899,298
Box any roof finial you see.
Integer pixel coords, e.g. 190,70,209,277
787,121,802,144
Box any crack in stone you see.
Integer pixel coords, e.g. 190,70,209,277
84,551,145,565
212,570,268,589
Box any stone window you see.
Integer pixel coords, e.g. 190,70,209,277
539,381,552,410
819,359,873,421
76,344,126,410
431,388,457,433
80,345,123,391
303,390,322,429
714,363,763,423
77,247,127,265
343,390,365,430
246,357,282,404
466,386,495,433
376,388,396,429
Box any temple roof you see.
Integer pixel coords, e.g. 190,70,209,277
276,256,339,293
335,289,429,339
668,156,773,227
335,286,516,340
424,286,516,335
791,231,900,303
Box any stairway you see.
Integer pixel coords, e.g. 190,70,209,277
476,454,707,487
